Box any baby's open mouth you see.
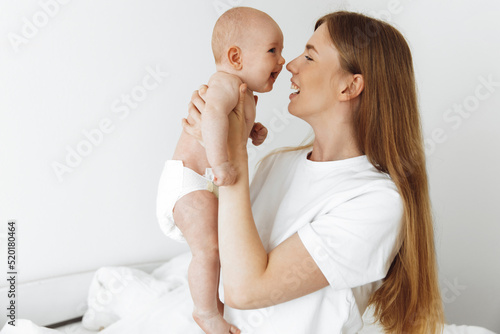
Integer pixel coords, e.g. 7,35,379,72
271,72,279,79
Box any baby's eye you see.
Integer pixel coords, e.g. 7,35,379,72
268,48,276,53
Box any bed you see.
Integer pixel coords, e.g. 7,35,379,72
0,252,495,334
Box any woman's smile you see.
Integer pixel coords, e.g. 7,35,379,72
289,80,300,99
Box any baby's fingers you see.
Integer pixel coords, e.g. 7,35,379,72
257,126,268,136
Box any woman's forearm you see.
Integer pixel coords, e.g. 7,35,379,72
218,150,268,304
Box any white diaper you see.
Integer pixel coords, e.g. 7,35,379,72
156,160,219,242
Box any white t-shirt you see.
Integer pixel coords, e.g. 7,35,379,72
221,148,404,334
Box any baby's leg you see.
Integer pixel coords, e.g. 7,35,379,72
173,190,240,334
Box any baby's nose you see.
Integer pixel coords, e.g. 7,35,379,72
279,55,285,65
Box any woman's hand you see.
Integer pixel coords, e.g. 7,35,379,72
183,83,252,161
182,85,208,147
226,84,252,161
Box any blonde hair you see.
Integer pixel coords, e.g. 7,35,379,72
264,11,445,333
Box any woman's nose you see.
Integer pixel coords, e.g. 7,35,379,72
286,57,298,73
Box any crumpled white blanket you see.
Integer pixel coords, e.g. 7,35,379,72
81,252,190,331
0,251,496,334
0,252,202,334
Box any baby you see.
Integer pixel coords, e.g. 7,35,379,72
156,7,284,334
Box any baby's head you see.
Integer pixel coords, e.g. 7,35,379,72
212,7,285,93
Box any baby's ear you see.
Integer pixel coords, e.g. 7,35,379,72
227,46,243,70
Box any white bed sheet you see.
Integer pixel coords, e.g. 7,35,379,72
1,252,496,334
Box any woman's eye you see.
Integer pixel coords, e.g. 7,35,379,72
268,48,276,53
305,55,313,61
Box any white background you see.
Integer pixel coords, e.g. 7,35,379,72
0,0,499,331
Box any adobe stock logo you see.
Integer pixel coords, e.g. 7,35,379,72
51,65,169,182
8,0,72,53
213,0,243,16
425,74,499,156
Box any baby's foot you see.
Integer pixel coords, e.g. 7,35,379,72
212,162,237,186
193,309,240,334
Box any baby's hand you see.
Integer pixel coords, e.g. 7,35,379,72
249,122,268,146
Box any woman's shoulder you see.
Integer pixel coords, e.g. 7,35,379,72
308,155,400,204
339,160,400,198
259,147,307,166
254,147,399,192
251,147,307,183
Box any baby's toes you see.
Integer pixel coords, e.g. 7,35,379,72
229,324,241,334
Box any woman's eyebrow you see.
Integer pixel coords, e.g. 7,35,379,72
306,44,318,54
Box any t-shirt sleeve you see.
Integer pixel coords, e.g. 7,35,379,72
297,182,404,290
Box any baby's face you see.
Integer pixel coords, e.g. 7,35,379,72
241,23,285,93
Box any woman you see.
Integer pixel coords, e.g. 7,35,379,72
184,11,444,333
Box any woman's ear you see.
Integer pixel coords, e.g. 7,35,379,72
339,74,364,101
227,46,243,70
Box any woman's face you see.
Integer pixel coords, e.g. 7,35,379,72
286,23,348,121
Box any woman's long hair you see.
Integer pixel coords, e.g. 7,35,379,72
262,11,445,333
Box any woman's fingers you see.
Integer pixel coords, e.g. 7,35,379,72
187,101,201,123
182,119,203,147
182,116,204,147
199,85,208,98
235,83,247,117
181,117,191,131
190,89,205,114
186,100,202,128
182,118,204,147
227,83,249,148
183,87,208,146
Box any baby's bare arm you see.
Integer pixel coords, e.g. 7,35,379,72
201,73,243,184
205,72,242,114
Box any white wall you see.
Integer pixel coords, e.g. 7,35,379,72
0,0,498,331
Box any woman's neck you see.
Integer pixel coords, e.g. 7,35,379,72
308,118,363,162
